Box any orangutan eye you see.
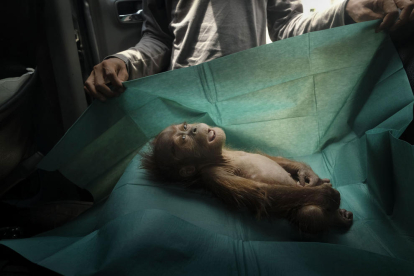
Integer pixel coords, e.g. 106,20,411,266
182,135,186,140
183,123,188,130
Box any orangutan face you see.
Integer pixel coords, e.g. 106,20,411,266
155,122,226,161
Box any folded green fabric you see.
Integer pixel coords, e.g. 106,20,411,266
2,20,414,275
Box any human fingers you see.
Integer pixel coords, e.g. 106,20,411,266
391,0,414,30
116,67,129,93
84,71,106,102
103,66,124,95
398,0,414,22
94,64,120,98
377,11,400,31
346,0,385,22
118,66,129,82
358,8,384,22
376,0,399,32
101,60,125,94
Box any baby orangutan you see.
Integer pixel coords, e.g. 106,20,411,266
142,122,353,233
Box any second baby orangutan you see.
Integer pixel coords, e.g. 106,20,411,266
141,122,353,233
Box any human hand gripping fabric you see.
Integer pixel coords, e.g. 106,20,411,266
346,0,414,32
84,58,129,102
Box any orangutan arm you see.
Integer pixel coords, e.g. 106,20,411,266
264,155,331,187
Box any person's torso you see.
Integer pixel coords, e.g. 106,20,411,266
167,0,268,69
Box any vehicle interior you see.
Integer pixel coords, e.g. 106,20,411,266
0,0,145,273
0,0,413,274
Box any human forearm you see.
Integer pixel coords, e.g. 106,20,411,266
268,0,349,41
105,0,173,80
108,32,172,80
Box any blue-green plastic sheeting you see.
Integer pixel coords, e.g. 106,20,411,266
2,21,414,275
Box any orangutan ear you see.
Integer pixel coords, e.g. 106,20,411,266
179,165,196,178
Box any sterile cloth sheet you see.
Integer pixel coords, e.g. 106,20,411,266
2,21,414,275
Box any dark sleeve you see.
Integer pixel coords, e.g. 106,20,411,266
108,0,174,80
267,0,349,42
